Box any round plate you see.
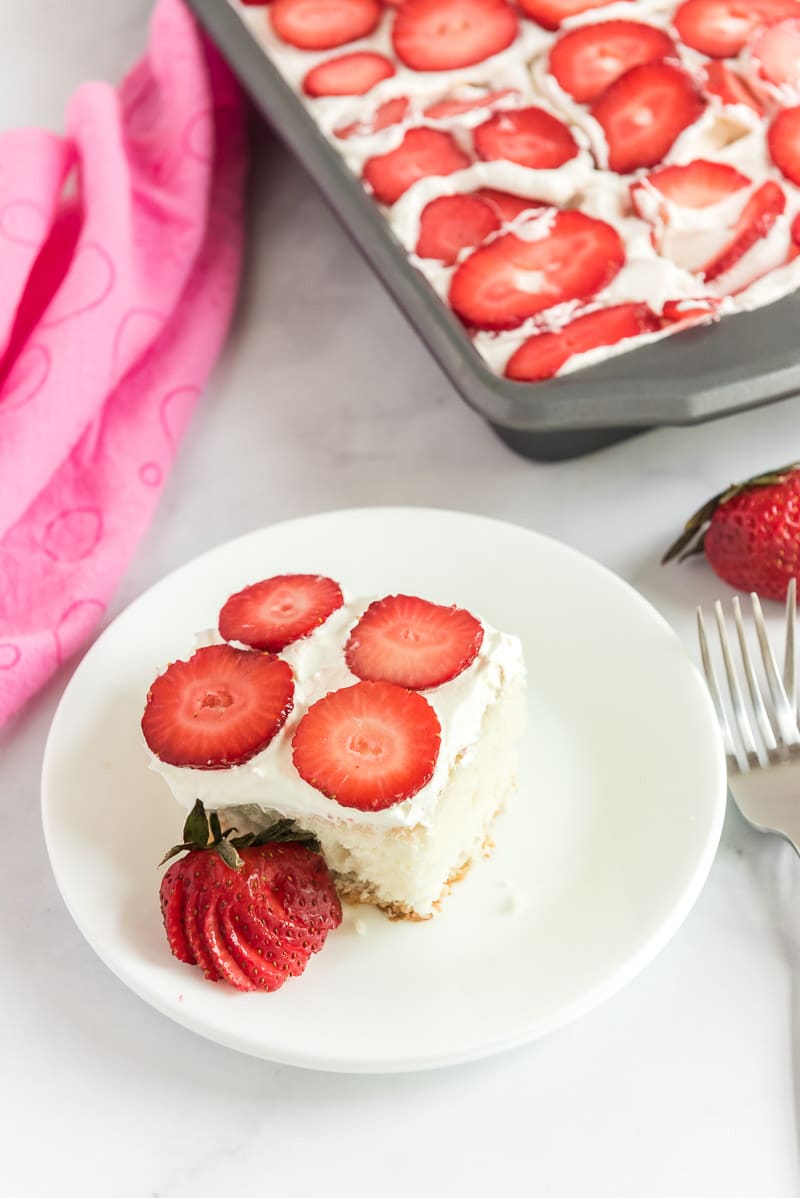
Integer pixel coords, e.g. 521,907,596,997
41,508,726,1073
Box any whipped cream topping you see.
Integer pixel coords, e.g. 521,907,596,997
229,0,800,378
147,596,526,831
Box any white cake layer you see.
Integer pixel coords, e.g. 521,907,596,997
231,671,527,918
148,595,526,831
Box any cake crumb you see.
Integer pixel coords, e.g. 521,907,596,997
503,892,526,915
354,919,368,936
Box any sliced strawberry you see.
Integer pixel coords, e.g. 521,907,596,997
228,907,309,977
239,844,342,936
345,595,484,688
631,160,750,215
673,0,800,58
219,574,343,653
474,106,578,170
449,210,624,330
702,62,762,113
159,870,194,966
292,680,441,811
392,0,518,72
416,194,501,262
218,903,290,991
270,0,381,50
661,297,721,324
549,21,676,104
424,89,517,119
141,644,294,769
476,188,545,221
516,0,617,30
791,211,800,258
702,180,786,281
335,96,410,139
505,303,659,381
363,127,470,205
768,105,800,184
203,900,258,991
181,855,222,981
750,19,800,92
591,62,705,175
303,51,395,97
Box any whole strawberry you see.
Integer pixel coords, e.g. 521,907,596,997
663,462,800,601
159,801,342,991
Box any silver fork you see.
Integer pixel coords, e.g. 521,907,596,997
697,578,800,855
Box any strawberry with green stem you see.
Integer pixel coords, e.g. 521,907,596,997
663,463,800,601
159,800,342,991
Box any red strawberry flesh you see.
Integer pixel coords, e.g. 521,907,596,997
218,573,344,652
203,900,258,991
270,0,382,50
476,188,545,221
159,870,194,966
750,18,800,91
392,0,518,72
769,105,800,185
363,127,470,204
474,106,578,170
505,303,660,381
449,209,625,330
336,96,410,139
424,89,518,119
634,160,750,210
592,62,705,175
416,194,501,262
673,0,800,58
516,0,617,30
142,644,294,769
345,594,484,688
702,180,786,282
549,20,676,104
219,903,290,991
292,680,442,811
303,51,395,97
702,62,762,113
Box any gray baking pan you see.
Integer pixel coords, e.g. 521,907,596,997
188,0,800,460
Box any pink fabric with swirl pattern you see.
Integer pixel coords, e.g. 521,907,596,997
0,0,247,727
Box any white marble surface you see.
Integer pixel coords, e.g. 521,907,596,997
3,2,800,1193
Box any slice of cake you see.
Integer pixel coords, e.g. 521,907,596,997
142,574,526,920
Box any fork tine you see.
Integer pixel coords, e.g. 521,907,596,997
714,600,763,766
731,596,779,762
784,578,796,717
751,591,800,751
697,606,741,767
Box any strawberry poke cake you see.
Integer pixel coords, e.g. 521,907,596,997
228,0,800,381
143,574,527,970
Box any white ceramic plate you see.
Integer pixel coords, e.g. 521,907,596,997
41,507,727,1073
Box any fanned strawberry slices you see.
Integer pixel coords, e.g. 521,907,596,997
219,574,344,652
345,594,484,688
449,210,625,330
292,681,442,811
142,644,294,769
159,802,342,991
392,0,518,72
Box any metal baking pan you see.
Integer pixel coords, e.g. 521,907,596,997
188,0,800,460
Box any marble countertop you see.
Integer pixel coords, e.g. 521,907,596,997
3,2,800,1194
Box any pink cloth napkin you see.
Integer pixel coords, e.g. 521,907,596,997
0,0,247,728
